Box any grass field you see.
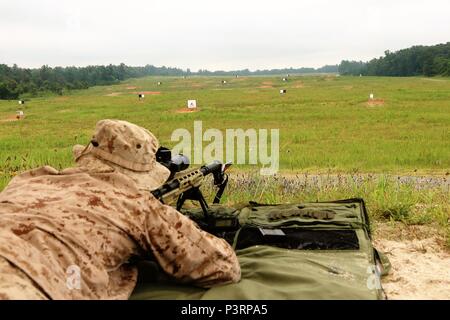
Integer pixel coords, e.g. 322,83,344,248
0,74,449,244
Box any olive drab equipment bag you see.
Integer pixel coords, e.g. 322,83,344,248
131,198,390,300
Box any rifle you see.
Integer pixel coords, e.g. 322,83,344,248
151,147,237,231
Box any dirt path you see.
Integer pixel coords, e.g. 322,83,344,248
374,225,450,300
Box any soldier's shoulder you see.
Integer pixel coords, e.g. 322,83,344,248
5,166,85,187
10,165,60,181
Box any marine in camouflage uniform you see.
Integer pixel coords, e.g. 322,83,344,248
0,119,241,300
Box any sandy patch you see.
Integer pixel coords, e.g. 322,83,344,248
55,96,69,101
125,86,137,90
293,82,304,88
367,99,385,107
421,78,447,82
175,107,200,114
374,237,450,299
105,92,122,97
259,81,275,88
132,91,161,95
0,115,22,122
374,223,450,300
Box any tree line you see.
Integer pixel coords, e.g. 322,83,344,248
0,64,186,99
338,42,450,77
196,65,339,76
0,63,339,100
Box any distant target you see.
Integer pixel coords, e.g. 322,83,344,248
187,100,197,109
16,110,24,120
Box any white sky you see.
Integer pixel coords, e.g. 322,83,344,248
1,0,449,71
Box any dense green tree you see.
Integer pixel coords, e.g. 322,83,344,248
0,63,188,99
339,42,450,77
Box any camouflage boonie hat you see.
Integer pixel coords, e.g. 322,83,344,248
73,119,170,191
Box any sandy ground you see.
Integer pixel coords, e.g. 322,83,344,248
132,91,161,95
367,99,385,107
175,107,199,113
293,81,304,88
0,115,23,122
374,226,450,300
105,92,122,97
259,81,274,88
421,78,447,82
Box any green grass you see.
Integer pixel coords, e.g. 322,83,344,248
201,172,449,245
0,75,449,244
1,75,449,180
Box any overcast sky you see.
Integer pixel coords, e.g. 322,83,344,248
1,0,449,71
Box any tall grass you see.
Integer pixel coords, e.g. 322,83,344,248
201,172,449,245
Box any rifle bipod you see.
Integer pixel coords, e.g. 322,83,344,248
176,187,211,218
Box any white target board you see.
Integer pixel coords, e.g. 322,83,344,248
369,93,374,100
187,100,197,109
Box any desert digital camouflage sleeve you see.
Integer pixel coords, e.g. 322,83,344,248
137,195,241,287
0,165,240,300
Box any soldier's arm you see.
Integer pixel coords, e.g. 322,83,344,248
139,196,241,287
